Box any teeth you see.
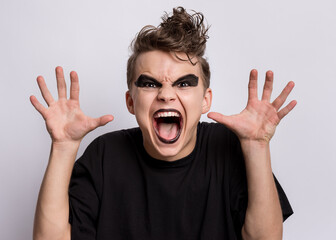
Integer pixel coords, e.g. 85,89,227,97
154,111,180,118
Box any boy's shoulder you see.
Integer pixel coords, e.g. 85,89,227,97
198,121,237,139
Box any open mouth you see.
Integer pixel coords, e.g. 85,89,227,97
153,109,183,144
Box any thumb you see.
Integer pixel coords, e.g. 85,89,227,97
90,114,114,130
207,112,235,129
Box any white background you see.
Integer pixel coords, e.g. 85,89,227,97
1,0,335,239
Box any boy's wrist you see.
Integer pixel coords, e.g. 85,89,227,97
49,141,81,165
239,139,270,151
51,140,81,151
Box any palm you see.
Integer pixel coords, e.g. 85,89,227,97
30,67,113,143
43,99,91,142
208,70,296,143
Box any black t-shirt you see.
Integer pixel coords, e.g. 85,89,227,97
69,122,293,240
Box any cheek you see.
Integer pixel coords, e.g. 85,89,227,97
177,90,205,114
133,92,156,120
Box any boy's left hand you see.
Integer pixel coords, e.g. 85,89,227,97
208,69,297,144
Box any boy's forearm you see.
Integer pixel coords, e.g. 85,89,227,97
33,142,80,240
240,140,283,240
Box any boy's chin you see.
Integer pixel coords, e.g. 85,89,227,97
144,140,183,161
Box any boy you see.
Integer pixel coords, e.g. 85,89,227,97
31,7,296,240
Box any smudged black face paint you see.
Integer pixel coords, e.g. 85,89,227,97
172,74,199,88
134,74,199,88
134,75,162,88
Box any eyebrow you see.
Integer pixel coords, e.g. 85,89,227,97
134,74,199,87
172,74,199,87
134,75,162,87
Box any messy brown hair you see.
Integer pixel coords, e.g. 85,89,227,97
127,7,210,89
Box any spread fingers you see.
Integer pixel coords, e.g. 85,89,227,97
248,69,258,101
261,71,273,101
55,66,67,99
30,95,46,117
278,100,297,120
70,71,80,101
272,81,295,110
36,75,55,106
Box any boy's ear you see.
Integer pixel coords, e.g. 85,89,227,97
202,88,212,114
125,91,135,114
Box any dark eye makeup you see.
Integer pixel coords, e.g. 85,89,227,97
134,74,199,88
134,75,162,88
172,74,199,87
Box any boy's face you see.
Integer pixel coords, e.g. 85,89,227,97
126,50,212,161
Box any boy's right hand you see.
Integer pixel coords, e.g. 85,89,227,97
30,66,114,144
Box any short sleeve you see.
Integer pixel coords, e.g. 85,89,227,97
68,138,104,240
273,175,294,221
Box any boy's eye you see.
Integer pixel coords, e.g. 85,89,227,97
173,74,199,88
177,81,190,87
134,75,162,88
143,81,158,88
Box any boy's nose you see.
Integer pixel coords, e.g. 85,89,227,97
157,85,176,102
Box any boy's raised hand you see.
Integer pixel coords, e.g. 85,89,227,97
30,66,114,144
208,69,296,144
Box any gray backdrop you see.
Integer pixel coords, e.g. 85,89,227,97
1,0,335,239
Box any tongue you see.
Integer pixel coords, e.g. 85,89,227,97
158,122,178,140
